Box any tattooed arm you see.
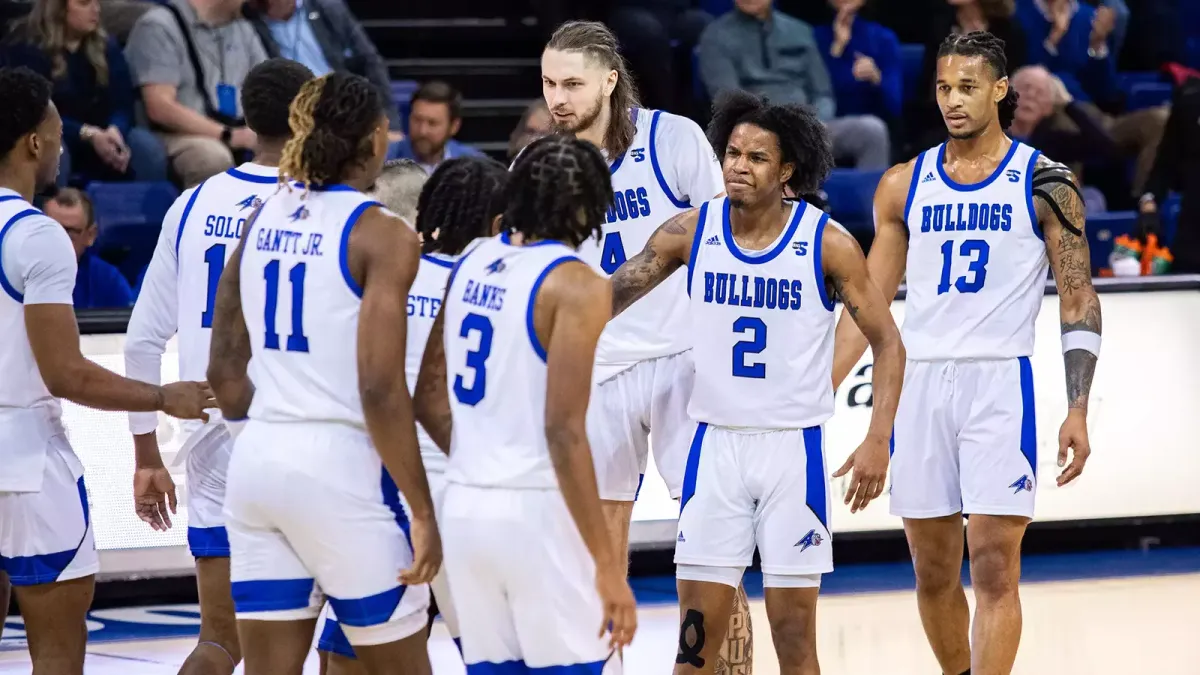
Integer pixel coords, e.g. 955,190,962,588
414,296,452,454
824,220,906,512
206,206,259,421
831,160,911,389
1033,156,1102,486
610,208,700,316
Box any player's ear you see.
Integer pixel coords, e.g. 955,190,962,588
780,162,795,189
490,214,503,236
602,69,617,98
26,130,40,159
995,76,1010,105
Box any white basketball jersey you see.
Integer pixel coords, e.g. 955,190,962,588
686,198,837,429
241,184,379,426
903,141,1048,360
580,108,722,378
175,163,278,382
407,252,454,473
443,233,582,489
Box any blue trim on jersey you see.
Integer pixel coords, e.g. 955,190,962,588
721,198,805,265
526,255,580,362
231,578,316,613
0,476,91,586
174,181,207,257
648,110,691,209
680,422,709,512
813,212,835,311
225,167,277,184
0,208,44,303
421,253,454,269
935,140,1021,192
1024,147,1044,241
187,526,230,558
0,195,22,205
902,151,924,227
447,240,485,293
380,469,413,544
454,637,463,657
684,201,709,297
317,618,356,658
803,426,828,529
328,585,407,627
295,182,358,192
606,108,640,175
339,201,380,298
1018,356,1037,477
468,660,607,675
888,429,895,458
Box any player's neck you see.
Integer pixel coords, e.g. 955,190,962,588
0,164,36,203
944,122,1009,163
253,140,286,168
728,196,790,238
576,104,612,156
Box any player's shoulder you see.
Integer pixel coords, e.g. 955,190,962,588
878,156,920,195
1032,153,1077,182
645,108,706,143
539,253,608,308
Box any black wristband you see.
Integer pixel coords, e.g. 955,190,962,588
220,126,232,145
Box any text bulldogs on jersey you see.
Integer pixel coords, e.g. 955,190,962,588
921,202,1014,233
606,187,652,224
702,271,804,311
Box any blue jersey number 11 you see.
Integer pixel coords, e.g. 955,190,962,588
263,260,309,352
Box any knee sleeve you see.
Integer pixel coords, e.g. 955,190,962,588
763,572,821,589
676,563,745,589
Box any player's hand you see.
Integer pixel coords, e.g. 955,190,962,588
596,568,637,650
133,466,177,531
833,434,890,513
159,381,216,421
399,515,442,585
1056,409,1091,486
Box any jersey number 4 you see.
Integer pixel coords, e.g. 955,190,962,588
454,313,494,405
938,239,990,295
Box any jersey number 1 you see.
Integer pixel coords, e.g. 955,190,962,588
938,239,990,295
263,260,309,352
201,243,225,328
454,313,494,405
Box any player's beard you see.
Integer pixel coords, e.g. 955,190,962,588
551,91,605,137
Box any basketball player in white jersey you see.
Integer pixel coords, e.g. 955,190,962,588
123,58,314,675
540,21,760,668
831,32,1102,675
0,66,213,674
411,134,637,672
610,90,905,675
317,156,509,675
205,72,439,675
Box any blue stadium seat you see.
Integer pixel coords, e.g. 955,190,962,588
1085,210,1136,273
1126,82,1173,111
821,169,884,233
1116,71,1162,93
87,181,179,285
699,0,734,17
391,80,419,134
900,44,925,101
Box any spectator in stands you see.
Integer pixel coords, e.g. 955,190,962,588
698,0,889,169
46,187,135,308
388,81,482,174
607,0,711,114
907,0,1028,154
1140,75,1200,273
507,99,550,161
124,0,267,188
243,0,402,139
4,0,168,186
1015,0,1120,104
813,0,902,156
1010,65,1118,212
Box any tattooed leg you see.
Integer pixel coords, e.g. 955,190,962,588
675,580,738,675
716,583,753,675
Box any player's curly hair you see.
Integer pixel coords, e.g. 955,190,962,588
415,156,509,256
938,31,1019,129
503,135,612,249
707,90,834,197
242,58,314,140
279,72,383,188
0,67,52,160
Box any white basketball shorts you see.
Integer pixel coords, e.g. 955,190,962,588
224,421,429,646
675,424,833,580
588,350,695,501
317,469,460,660
890,357,1038,520
442,483,621,673
184,423,233,558
0,433,98,586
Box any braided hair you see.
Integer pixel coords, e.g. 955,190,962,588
279,72,384,188
415,156,509,256
937,31,1019,130
707,90,834,198
503,135,612,249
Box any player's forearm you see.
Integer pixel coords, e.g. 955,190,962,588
864,333,905,442
362,385,435,520
1060,290,1102,412
413,309,453,454
125,347,165,434
133,432,166,469
207,362,254,421
49,358,166,412
831,311,871,389
547,422,616,571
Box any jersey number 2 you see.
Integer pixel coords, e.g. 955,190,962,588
732,317,767,379
263,260,309,352
454,313,494,406
938,239,990,295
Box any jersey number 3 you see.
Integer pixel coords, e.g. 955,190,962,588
938,239,990,294
454,313,494,405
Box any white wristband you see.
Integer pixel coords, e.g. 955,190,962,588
1061,330,1101,356
224,417,247,440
